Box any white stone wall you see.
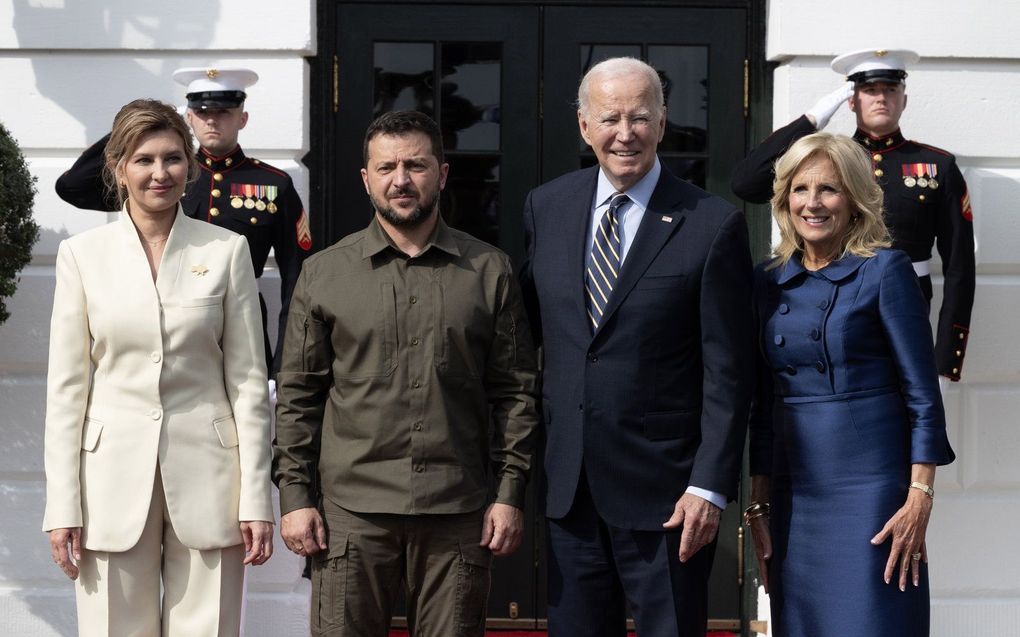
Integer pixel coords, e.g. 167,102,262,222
759,1,1020,635
0,2,314,635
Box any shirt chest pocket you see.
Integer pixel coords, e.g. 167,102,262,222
433,277,490,379
330,282,397,379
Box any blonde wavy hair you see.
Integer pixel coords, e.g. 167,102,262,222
767,132,890,268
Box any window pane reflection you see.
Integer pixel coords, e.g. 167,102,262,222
579,45,642,76
648,46,708,153
373,42,435,118
441,156,500,246
440,43,501,151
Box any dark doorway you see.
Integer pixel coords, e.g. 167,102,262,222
323,2,751,632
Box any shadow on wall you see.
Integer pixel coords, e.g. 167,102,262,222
8,4,221,635
11,0,222,143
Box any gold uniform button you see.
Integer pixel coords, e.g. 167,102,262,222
250,216,258,225
252,158,261,165
959,333,965,340
953,368,959,375
874,169,884,177
886,138,894,147
873,154,882,162
211,189,221,198
213,173,223,182
919,194,926,202
225,158,233,167
210,207,220,216
956,350,962,356
205,158,213,166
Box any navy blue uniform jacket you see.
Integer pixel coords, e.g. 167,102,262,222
520,164,754,530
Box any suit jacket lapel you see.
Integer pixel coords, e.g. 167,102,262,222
594,172,687,339
568,169,599,325
155,206,187,299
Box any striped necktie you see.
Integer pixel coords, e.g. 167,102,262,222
586,192,629,330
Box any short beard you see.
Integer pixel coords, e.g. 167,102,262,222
371,190,439,228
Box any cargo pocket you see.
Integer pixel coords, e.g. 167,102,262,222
312,534,348,632
455,541,491,635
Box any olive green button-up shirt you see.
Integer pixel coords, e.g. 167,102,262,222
273,217,539,516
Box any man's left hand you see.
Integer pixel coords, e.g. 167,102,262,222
662,492,721,562
480,502,524,557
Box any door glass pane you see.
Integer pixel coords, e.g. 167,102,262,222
441,156,500,247
440,42,501,151
579,44,642,75
648,45,708,152
373,42,435,118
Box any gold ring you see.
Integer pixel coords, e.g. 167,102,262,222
911,552,922,561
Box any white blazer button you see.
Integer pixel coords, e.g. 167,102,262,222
151,352,161,363
150,408,162,420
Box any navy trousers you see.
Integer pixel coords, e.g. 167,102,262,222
546,472,716,637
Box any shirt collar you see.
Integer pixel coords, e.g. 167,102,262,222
361,214,462,259
776,252,868,285
595,156,661,211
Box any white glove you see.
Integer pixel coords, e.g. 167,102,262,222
805,81,854,130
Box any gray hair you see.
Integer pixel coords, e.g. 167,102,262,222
577,57,665,116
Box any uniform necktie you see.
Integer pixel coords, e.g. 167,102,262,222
586,192,629,330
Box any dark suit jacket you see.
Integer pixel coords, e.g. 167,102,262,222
520,164,754,530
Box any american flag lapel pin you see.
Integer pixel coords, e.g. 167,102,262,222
660,215,673,223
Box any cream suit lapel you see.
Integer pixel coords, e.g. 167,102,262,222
154,206,188,300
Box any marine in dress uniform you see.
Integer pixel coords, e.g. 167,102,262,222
731,49,975,380
54,67,313,376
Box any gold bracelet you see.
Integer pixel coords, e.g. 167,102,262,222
743,502,770,525
909,481,934,499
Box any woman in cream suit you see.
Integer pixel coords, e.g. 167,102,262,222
44,99,274,635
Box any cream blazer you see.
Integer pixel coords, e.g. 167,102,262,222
43,207,273,552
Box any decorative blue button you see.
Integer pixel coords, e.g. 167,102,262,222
778,303,790,315
815,360,826,373
774,335,785,346
784,365,796,375
810,328,820,341
818,299,830,310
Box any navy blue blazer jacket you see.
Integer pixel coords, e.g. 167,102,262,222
520,164,754,530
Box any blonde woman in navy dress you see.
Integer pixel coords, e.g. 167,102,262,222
746,132,954,636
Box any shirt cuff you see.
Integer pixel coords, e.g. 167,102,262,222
494,473,526,510
685,486,727,511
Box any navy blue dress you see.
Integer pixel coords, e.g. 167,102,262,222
749,249,955,637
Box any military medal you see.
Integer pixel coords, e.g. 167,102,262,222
266,185,279,214
230,184,244,208
243,184,256,209
929,179,939,189
904,177,916,188
926,164,938,189
917,177,928,188
254,184,267,211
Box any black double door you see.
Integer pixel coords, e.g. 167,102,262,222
328,2,749,630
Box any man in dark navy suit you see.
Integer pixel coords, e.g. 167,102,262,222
520,57,753,637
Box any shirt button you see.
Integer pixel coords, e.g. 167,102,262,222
414,464,425,473
815,361,827,373
150,408,162,420
587,353,598,362
409,296,417,305
411,337,420,346
412,380,421,389
213,173,223,182
784,365,796,375
211,188,222,198
150,351,161,363
778,303,789,315
413,421,423,431
810,328,820,341
773,335,784,346
818,299,830,310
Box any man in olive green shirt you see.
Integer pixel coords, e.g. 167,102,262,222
272,110,540,637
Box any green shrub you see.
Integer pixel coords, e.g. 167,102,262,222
0,121,40,325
